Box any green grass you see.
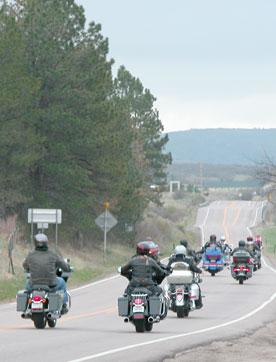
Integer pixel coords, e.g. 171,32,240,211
255,226,276,254
0,269,26,301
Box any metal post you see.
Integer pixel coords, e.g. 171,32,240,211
55,209,58,250
31,209,33,249
104,209,107,263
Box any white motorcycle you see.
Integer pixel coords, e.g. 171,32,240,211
165,261,201,318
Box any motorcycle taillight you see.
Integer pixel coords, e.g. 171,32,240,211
246,267,250,272
246,258,250,262
233,267,238,272
33,296,41,302
134,298,143,305
239,266,244,271
233,258,237,262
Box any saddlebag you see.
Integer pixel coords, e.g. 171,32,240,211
118,295,129,316
149,296,161,316
16,290,28,311
48,291,63,311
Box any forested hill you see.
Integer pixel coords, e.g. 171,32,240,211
166,129,276,165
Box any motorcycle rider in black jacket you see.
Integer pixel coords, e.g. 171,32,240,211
120,241,168,295
231,240,255,258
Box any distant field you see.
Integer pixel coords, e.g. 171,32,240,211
255,226,276,254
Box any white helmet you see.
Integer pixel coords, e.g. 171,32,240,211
174,245,186,256
220,235,226,242
34,233,48,246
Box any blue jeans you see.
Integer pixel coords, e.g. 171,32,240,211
25,277,68,304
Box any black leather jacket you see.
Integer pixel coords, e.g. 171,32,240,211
121,254,167,286
231,246,254,258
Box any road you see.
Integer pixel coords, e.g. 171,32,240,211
1,200,276,362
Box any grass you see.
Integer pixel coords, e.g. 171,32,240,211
255,226,276,255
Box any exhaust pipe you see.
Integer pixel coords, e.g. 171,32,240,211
124,317,129,323
47,312,59,320
21,312,31,319
148,316,160,323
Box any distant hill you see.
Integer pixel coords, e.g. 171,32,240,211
165,128,276,165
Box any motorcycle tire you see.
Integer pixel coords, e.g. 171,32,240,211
32,314,46,329
238,277,244,285
145,321,153,332
47,319,57,328
134,319,146,333
211,271,216,276
176,307,185,318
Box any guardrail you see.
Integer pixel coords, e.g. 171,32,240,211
199,201,209,207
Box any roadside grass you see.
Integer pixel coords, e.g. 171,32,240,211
255,226,276,255
0,192,202,301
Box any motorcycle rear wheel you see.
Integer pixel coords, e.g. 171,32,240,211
211,271,216,276
134,319,146,333
32,314,46,329
238,277,244,285
176,307,186,318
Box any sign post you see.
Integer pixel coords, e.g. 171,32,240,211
95,203,117,263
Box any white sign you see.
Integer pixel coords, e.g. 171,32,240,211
28,209,62,224
37,223,49,229
95,210,117,232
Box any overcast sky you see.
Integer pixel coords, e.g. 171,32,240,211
75,0,276,133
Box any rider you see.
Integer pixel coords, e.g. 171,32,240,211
200,234,221,253
246,236,261,268
23,233,71,314
219,235,232,253
120,241,168,296
167,245,203,309
231,240,255,258
180,238,201,263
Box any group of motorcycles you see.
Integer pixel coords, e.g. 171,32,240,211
117,235,263,332
117,253,203,333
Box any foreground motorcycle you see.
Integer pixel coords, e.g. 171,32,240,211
202,246,224,276
165,261,201,318
117,268,168,333
16,260,73,329
230,251,253,284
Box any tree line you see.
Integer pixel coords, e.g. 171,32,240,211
0,0,171,245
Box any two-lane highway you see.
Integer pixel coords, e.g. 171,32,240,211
1,200,276,362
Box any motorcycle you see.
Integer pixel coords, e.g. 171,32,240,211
117,268,168,333
230,250,253,284
222,245,233,267
247,241,261,271
165,261,201,318
202,245,224,276
16,259,73,329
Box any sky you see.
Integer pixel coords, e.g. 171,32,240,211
75,0,276,133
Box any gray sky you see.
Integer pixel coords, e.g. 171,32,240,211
76,0,276,133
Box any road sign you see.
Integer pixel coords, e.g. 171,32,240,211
28,209,62,224
95,210,117,232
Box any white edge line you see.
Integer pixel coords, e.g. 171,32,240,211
67,278,276,362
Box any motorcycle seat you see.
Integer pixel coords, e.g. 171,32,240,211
31,284,53,291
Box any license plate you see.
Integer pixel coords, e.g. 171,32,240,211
133,305,144,313
211,259,216,262
32,302,43,310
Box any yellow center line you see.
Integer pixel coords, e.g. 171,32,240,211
232,208,241,226
0,306,118,331
222,201,236,243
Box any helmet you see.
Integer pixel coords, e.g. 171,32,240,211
247,236,253,241
210,234,217,241
220,236,226,242
238,240,246,247
34,233,48,246
180,238,188,247
136,241,150,255
256,235,261,242
174,245,187,256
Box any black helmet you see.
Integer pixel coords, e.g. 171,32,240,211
180,238,188,247
34,233,48,247
136,241,150,255
210,234,217,241
238,240,246,247
247,236,253,241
